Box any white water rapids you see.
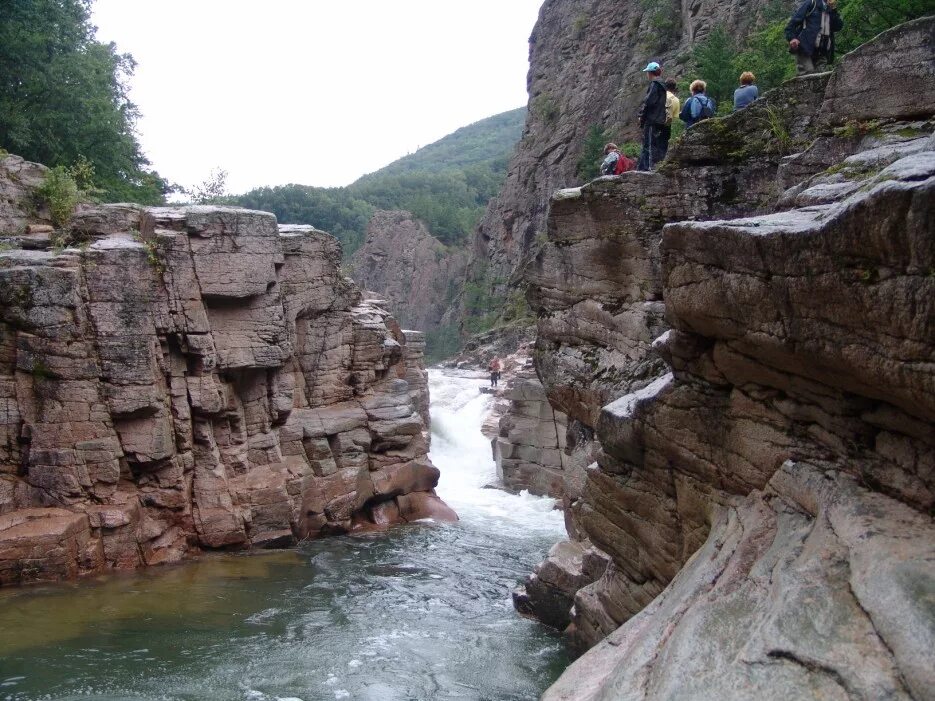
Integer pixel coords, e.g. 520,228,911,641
429,369,566,536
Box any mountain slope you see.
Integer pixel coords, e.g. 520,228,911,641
231,107,526,255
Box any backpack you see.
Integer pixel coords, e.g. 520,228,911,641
694,95,716,121
614,154,635,175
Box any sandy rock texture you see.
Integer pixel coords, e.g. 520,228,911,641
348,210,468,332
525,17,935,700
0,202,453,585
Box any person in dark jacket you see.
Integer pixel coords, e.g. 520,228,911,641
637,62,667,171
785,0,843,74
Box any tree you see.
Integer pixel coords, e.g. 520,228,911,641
0,0,169,204
576,125,612,181
188,168,229,204
689,25,738,108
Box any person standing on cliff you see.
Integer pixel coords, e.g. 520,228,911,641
785,0,843,75
660,79,680,160
488,356,502,388
637,62,668,171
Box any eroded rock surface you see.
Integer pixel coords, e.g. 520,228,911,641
526,17,935,700
0,203,453,585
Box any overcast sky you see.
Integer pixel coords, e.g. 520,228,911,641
91,0,543,194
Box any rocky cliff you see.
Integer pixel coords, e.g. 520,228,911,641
469,0,778,299
522,17,935,700
348,210,469,333
0,187,455,585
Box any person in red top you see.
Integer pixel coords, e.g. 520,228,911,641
488,356,502,387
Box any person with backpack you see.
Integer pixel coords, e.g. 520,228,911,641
733,72,759,110
785,0,843,75
679,80,716,128
636,62,668,171
660,79,680,160
600,143,635,176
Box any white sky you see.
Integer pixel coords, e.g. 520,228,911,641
91,0,542,194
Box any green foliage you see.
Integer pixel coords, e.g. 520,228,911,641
36,166,79,228
461,263,506,335
231,108,525,256
833,0,934,53
188,168,229,204
572,13,590,39
760,105,793,151
576,125,612,180
531,93,560,125
621,142,642,158
0,0,172,205
641,0,682,50
689,25,739,107
424,324,462,364
690,0,933,111
501,288,532,324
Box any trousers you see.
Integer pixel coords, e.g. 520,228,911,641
637,123,665,171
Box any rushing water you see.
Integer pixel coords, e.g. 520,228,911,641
0,370,570,700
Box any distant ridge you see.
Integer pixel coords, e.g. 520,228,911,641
354,107,526,181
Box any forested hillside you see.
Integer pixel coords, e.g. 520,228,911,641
231,108,525,255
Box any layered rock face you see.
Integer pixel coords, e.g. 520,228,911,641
469,0,775,299
0,197,454,585
0,155,52,234
525,18,935,700
349,210,468,332
494,364,590,500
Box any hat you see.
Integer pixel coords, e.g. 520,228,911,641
643,61,661,72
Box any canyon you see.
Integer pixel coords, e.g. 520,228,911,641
512,16,935,700
0,194,454,585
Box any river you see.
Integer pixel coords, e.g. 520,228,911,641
0,370,570,700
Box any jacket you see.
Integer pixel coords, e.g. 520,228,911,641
665,92,680,125
600,151,620,175
733,85,759,110
638,80,668,127
679,94,715,127
785,0,843,58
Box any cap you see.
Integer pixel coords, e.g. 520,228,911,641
643,61,661,72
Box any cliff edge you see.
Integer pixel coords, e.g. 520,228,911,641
524,17,935,700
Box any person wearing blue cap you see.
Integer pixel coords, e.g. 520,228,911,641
637,62,667,171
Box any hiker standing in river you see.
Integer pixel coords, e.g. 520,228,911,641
488,356,502,388
637,62,668,171
785,0,844,74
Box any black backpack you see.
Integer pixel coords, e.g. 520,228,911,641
695,95,716,121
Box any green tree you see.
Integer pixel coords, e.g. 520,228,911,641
188,168,229,204
576,125,612,181
0,0,169,204
689,25,738,108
